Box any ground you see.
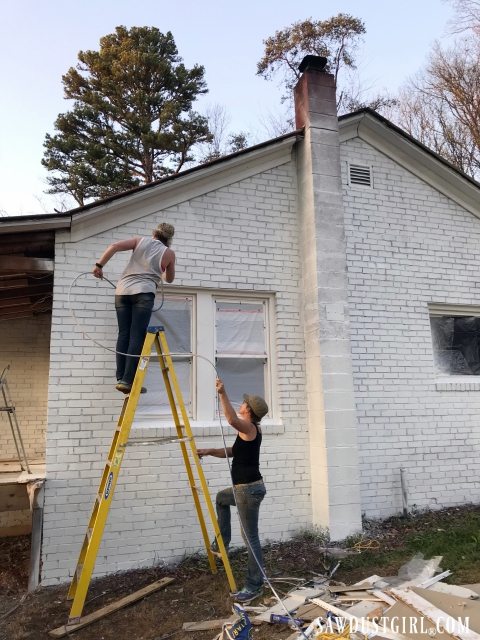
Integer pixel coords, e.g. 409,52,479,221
2,505,480,640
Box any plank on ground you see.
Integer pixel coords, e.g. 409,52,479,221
49,577,174,638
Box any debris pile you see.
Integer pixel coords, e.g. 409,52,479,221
182,555,480,639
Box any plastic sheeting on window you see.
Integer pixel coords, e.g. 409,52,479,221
216,301,265,355
151,296,192,354
216,358,265,411
136,295,192,415
137,358,191,415
430,316,480,375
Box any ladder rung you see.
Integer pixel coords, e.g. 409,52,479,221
0,407,14,412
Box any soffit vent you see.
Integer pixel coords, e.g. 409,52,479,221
349,164,372,187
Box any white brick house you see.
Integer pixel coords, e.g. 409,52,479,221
1,55,480,585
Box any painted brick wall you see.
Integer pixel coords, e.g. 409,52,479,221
341,137,480,519
0,314,50,459
41,161,311,584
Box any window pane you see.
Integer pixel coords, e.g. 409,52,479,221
151,296,192,354
216,358,265,411
430,316,480,375
137,357,192,415
136,295,193,416
216,301,265,355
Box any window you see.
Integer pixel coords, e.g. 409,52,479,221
137,294,193,416
215,299,268,413
430,305,480,375
134,291,273,423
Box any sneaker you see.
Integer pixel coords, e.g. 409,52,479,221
230,586,263,603
115,382,147,394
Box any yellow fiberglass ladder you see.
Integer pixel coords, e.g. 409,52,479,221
66,325,236,623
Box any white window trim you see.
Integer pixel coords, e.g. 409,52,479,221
214,296,271,417
429,303,480,389
133,287,277,429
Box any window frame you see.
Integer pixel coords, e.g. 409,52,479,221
429,303,480,379
213,296,271,417
133,287,275,426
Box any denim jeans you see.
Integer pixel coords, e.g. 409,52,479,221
216,480,266,591
115,293,154,385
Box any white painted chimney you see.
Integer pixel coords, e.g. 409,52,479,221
294,55,362,540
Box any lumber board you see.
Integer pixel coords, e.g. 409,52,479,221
254,587,325,622
309,597,409,640
49,577,174,638
337,594,382,602
328,583,376,593
429,583,479,600
183,616,236,631
389,588,480,640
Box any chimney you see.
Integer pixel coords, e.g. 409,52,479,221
294,55,335,130
294,55,362,540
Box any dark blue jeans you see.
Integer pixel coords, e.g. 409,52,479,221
216,480,266,591
115,293,154,385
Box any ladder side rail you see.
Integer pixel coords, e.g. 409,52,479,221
157,331,237,592
154,336,217,575
1,381,30,473
67,332,156,621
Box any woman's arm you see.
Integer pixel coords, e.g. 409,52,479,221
161,248,175,283
93,237,140,278
197,447,233,459
216,378,256,437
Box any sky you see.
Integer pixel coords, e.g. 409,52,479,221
0,0,455,216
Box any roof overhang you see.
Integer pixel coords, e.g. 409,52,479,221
66,134,299,242
0,214,71,235
339,111,480,219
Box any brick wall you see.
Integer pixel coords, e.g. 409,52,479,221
0,314,50,460
342,137,480,519
41,162,312,584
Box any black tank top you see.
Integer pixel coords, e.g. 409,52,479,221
231,426,263,485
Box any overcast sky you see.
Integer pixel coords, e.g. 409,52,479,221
0,0,454,216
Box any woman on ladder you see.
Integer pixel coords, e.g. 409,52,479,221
93,223,176,393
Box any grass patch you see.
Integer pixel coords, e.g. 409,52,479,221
335,506,480,584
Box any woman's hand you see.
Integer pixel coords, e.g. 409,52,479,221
197,448,210,459
215,377,225,395
93,265,103,279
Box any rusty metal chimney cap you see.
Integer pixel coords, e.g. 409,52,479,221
298,55,328,73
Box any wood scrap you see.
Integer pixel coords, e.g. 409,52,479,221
429,583,480,600
253,587,326,622
183,616,236,631
49,577,174,638
336,594,383,602
309,597,409,640
296,601,328,621
328,583,376,593
381,601,457,639
389,587,480,640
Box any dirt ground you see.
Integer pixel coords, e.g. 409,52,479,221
2,505,480,640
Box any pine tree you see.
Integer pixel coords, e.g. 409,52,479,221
42,26,211,206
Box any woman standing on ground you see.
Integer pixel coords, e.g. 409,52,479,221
198,378,268,603
93,223,175,394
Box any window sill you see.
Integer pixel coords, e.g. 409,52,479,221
131,418,285,439
435,376,480,391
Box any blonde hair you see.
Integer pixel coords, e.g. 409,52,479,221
153,222,175,247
